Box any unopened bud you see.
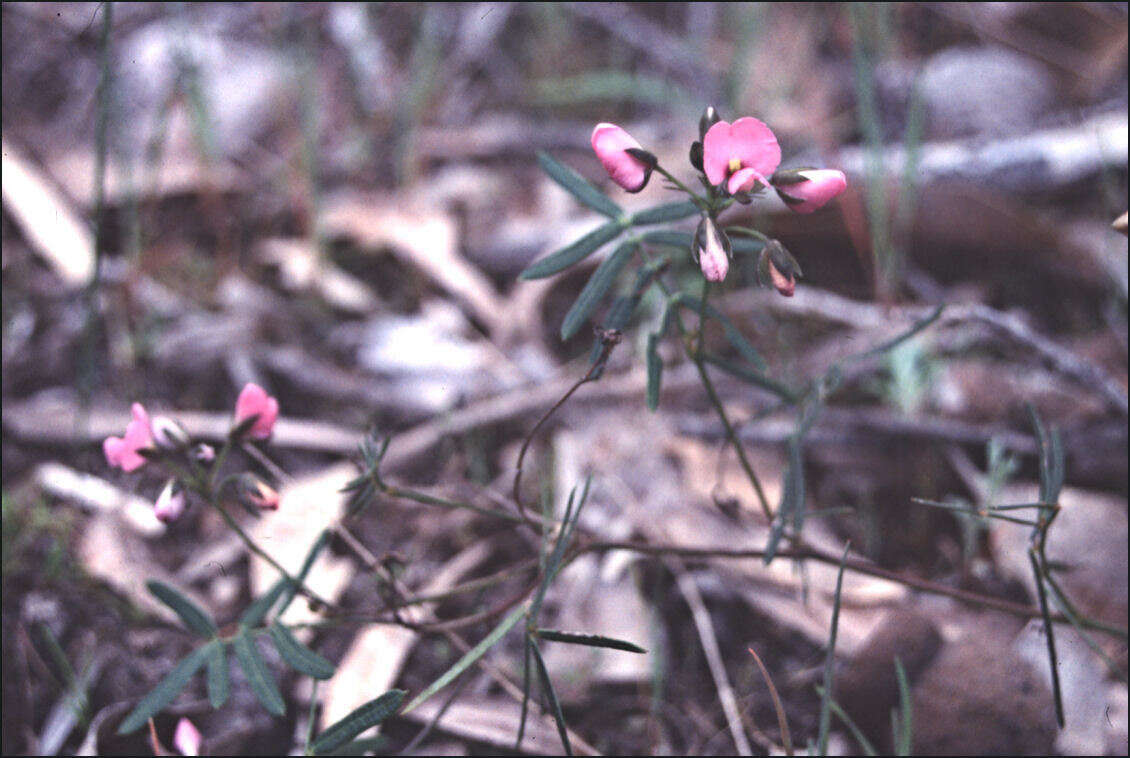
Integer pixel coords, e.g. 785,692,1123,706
151,415,190,451
240,475,280,511
154,480,187,523
693,216,732,283
173,718,202,756
699,105,722,141
191,443,216,463
758,240,802,297
689,140,704,171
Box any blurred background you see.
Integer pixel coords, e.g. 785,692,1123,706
3,3,1127,755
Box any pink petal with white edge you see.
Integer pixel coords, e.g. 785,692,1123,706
174,717,202,756
727,167,766,195
591,123,648,192
780,169,847,214
702,117,781,187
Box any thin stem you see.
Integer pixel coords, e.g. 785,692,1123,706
653,164,708,209
725,225,773,243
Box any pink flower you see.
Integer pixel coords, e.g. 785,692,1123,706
775,169,847,214
694,217,731,283
154,480,186,523
103,403,154,472
173,717,202,756
702,117,781,196
591,123,652,193
233,383,278,440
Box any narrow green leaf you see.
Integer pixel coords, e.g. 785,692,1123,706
730,236,765,255
311,689,406,755
537,151,622,219
763,515,787,566
521,221,624,280
629,200,700,226
269,623,334,680
561,241,637,340
701,353,796,402
146,580,217,638
233,629,285,716
401,604,527,715
515,635,533,751
646,333,662,411
206,640,230,709
815,685,878,756
117,642,214,734
893,657,912,756
1028,550,1065,727
851,305,944,362
816,545,850,756
787,437,806,532
278,530,330,617
677,295,767,371
240,577,288,629
530,639,572,755
536,629,647,653
640,229,693,250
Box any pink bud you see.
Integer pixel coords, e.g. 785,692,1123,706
103,403,154,472
154,480,186,523
151,415,190,450
694,217,731,283
243,477,280,511
776,169,847,214
767,259,795,297
233,383,279,440
173,717,202,756
191,443,216,463
591,123,651,193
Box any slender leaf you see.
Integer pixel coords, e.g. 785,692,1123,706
240,577,288,629
816,545,850,756
520,222,624,280
146,580,217,638
233,629,285,716
269,623,334,680
677,295,767,371
701,353,796,402
206,640,230,709
561,241,637,340
1028,550,1065,727
646,333,662,411
630,200,699,226
311,689,406,755
893,657,912,756
117,642,214,734
537,150,622,219
851,305,944,362
815,685,878,756
536,629,646,653
730,236,765,255
530,640,572,755
515,634,533,751
402,604,527,715
786,437,806,532
278,530,330,617
640,229,693,250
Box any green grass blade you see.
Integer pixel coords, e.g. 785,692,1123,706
206,640,230,709
530,640,572,755
814,685,877,756
561,241,637,340
311,689,406,755
521,222,624,280
146,580,217,638
401,604,527,715
233,629,285,716
851,305,944,362
536,629,646,653
1028,550,1065,727
515,634,533,751
537,151,622,219
630,200,700,226
893,657,912,755
816,545,850,756
269,623,335,680
117,642,214,734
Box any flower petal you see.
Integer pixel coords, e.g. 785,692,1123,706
728,117,781,178
727,167,765,195
778,169,847,214
591,123,648,192
701,120,735,186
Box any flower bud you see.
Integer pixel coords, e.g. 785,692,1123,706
591,123,653,193
151,415,190,451
154,480,187,523
699,105,722,141
191,443,216,463
239,475,280,511
757,240,802,297
233,383,279,440
693,216,732,283
689,140,704,171
173,717,202,756
773,169,847,214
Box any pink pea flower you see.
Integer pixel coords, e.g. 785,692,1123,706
702,117,781,196
154,480,186,524
591,123,652,193
693,216,731,283
173,717,202,756
103,403,154,473
233,383,279,440
775,169,848,214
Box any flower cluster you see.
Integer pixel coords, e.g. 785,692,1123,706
103,383,282,523
589,108,846,293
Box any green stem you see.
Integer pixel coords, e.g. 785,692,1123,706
653,165,709,209
725,225,772,243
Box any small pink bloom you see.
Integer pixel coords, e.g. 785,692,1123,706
103,403,154,472
173,717,202,756
233,383,279,440
776,169,847,214
154,480,186,523
591,123,651,193
702,117,781,194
